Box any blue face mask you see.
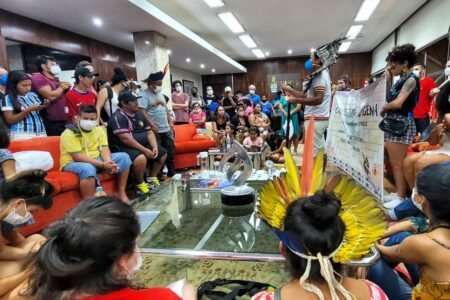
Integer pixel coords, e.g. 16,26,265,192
0,74,7,86
304,60,314,73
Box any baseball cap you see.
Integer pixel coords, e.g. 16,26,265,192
224,86,232,93
74,67,99,78
118,90,142,104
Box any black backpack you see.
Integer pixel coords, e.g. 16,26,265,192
100,86,114,123
197,279,275,300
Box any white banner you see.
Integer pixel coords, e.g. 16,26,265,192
326,77,386,199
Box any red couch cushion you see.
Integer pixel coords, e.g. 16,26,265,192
175,140,216,154
8,136,61,171
174,124,197,143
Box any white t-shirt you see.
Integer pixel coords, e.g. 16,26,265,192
305,69,332,118
104,89,119,117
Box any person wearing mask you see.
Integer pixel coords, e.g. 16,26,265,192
412,64,436,134
380,44,420,209
0,118,15,183
231,104,250,143
171,80,189,124
108,91,167,195
222,86,237,118
0,170,53,299
245,84,261,106
129,81,141,95
2,70,48,141
204,85,218,106
249,103,271,140
96,67,130,123
189,102,206,134
374,163,450,299
28,196,195,300
60,105,131,202
189,86,205,109
429,60,450,98
212,106,230,146
260,95,275,117
284,50,332,156
65,67,98,123
31,55,71,136
139,71,175,178
0,66,8,122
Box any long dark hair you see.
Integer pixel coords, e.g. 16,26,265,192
283,191,345,281
28,196,140,300
417,163,450,224
111,68,129,86
5,70,32,113
436,81,450,117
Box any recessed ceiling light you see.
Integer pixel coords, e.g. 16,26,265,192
265,51,270,56
186,58,191,63
239,34,257,48
167,49,172,55
346,25,363,40
200,64,205,68
204,0,225,7
338,41,352,52
145,40,150,45
310,48,316,53
93,17,103,26
252,49,265,58
287,49,293,55
212,69,216,72
218,12,244,33
354,0,380,22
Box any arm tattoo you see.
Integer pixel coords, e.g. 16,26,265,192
399,77,416,95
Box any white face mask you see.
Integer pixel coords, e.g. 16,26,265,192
154,86,162,94
207,89,213,96
49,65,62,76
445,67,450,77
411,188,423,212
135,88,140,95
249,89,255,95
412,70,420,78
79,120,97,131
4,207,35,228
175,86,182,92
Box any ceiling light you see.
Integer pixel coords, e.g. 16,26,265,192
186,58,191,63
212,69,216,72
287,49,293,55
338,41,352,52
252,49,265,58
204,0,225,7
354,0,380,21
145,40,150,45
218,12,244,33
346,25,363,40
167,49,172,55
200,64,205,68
265,51,270,56
310,48,316,53
92,17,103,26
239,34,257,48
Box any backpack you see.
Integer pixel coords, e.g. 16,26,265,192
100,86,114,123
197,279,275,300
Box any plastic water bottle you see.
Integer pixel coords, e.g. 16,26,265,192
226,134,231,151
94,186,107,197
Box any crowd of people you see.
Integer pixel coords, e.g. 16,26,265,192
0,41,449,299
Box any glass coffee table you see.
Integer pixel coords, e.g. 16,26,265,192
135,177,282,262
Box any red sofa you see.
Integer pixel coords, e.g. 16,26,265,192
8,136,117,236
174,124,216,169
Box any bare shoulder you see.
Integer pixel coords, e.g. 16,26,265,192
342,277,371,298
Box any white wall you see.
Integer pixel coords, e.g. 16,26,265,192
170,65,203,96
371,33,395,74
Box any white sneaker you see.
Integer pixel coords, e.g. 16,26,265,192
383,192,398,202
383,195,405,209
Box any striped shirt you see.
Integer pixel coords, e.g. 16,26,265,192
1,92,46,135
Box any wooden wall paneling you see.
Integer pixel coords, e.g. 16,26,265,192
88,39,135,67
122,65,137,81
91,58,121,82
0,31,8,68
0,9,90,56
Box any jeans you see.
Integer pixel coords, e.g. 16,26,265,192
368,259,412,300
391,199,424,220
157,131,175,172
63,153,132,184
414,117,430,135
43,118,67,136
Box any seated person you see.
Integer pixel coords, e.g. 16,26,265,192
267,139,287,164
231,104,250,143
0,170,53,299
249,103,271,140
221,124,237,150
243,127,263,150
211,105,230,146
188,102,206,134
60,105,132,202
0,118,16,183
252,192,387,300
65,67,98,124
373,163,450,299
108,91,167,195
28,196,196,300
241,98,253,116
1,70,48,141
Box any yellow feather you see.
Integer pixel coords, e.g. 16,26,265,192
283,148,302,198
310,150,325,194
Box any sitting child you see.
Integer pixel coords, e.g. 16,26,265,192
243,127,263,150
189,102,206,134
221,124,237,150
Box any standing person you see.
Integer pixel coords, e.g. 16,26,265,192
284,50,332,156
412,64,436,134
381,44,420,208
65,67,98,123
31,55,71,136
336,74,352,92
222,86,237,119
96,80,110,93
245,84,261,106
190,86,205,109
96,67,130,123
260,95,275,117
0,66,7,122
204,85,218,106
76,61,97,95
60,105,132,202
189,102,206,134
279,86,301,153
2,71,48,141
139,71,176,177
171,80,189,124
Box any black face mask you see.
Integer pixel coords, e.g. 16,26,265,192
192,92,198,97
